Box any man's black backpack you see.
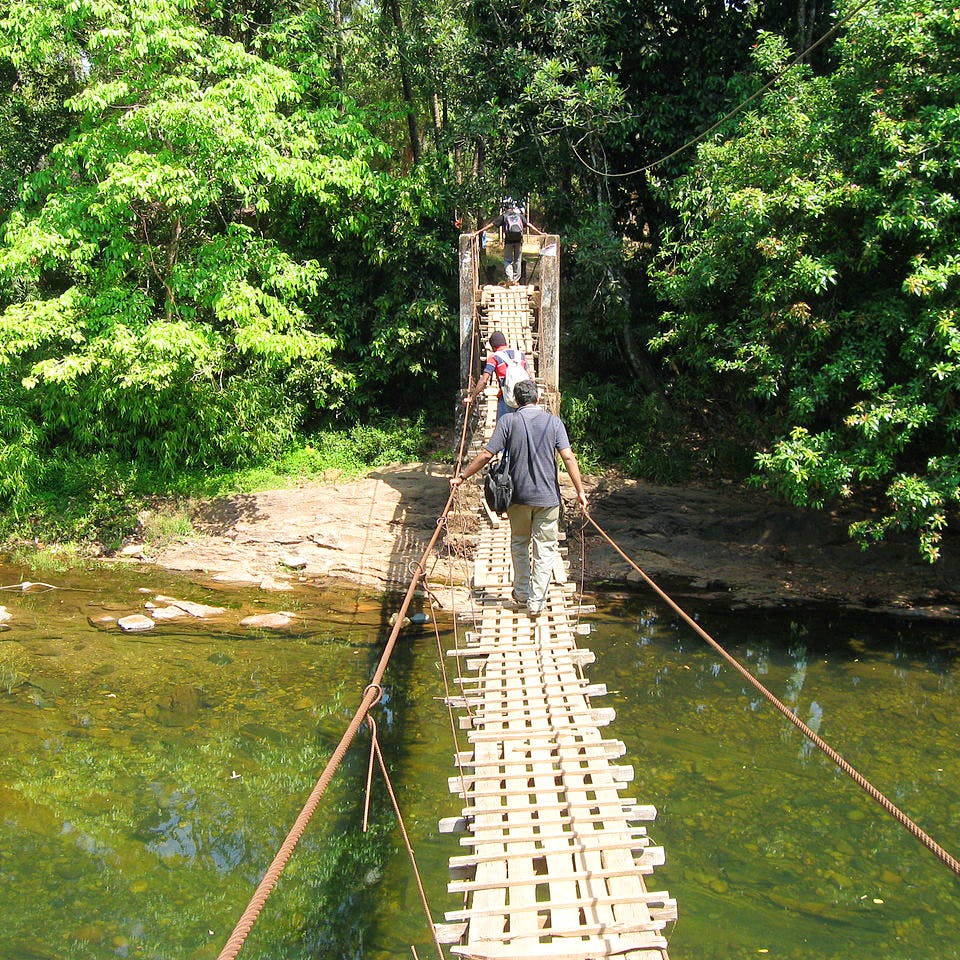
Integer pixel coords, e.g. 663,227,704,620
502,208,524,243
483,450,513,515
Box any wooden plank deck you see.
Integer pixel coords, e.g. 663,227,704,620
439,283,674,960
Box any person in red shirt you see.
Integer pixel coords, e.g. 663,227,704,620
463,331,532,420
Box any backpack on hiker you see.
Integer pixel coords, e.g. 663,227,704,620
495,349,533,408
502,207,524,243
483,450,513,515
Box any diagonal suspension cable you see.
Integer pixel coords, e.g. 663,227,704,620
215,303,483,958
583,509,960,878
570,0,877,179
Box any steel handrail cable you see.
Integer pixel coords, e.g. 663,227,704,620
217,380,480,959
569,0,877,180
583,510,960,878
367,714,447,960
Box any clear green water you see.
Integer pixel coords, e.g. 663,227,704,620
1,563,958,959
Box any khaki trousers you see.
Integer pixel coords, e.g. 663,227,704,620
507,503,560,606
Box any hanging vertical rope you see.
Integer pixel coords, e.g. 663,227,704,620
367,715,447,960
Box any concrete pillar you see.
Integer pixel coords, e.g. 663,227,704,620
459,233,477,388
538,235,560,393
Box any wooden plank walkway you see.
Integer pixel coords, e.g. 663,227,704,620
438,283,675,960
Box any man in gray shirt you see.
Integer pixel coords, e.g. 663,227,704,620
450,380,588,615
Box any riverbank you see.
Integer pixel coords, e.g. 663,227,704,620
111,464,960,622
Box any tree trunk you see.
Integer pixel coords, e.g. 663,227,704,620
607,264,662,396
430,91,442,149
796,0,818,56
385,0,420,164
331,0,344,87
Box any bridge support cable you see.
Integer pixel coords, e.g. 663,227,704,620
365,713,447,960
216,325,481,960
584,512,960,879
215,501,458,960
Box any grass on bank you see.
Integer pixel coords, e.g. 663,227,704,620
2,385,760,560
1,418,435,554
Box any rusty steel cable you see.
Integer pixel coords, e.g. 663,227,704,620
569,0,876,180
216,396,478,959
367,715,447,960
583,510,960,878
425,564,472,795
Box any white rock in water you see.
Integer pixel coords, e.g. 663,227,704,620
240,613,293,629
118,614,155,632
280,554,308,570
152,606,189,621
120,543,145,558
0,606,12,624
259,577,293,592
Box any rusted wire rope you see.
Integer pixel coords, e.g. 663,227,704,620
569,0,876,179
217,431,475,960
424,563,471,797
584,511,960,878
362,705,378,833
367,715,447,960
218,270,487,960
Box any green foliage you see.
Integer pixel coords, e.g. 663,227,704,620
563,376,757,484
139,506,196,551
0,417,430,546
562,376,650,471
0,0,463,533
650,0,960,559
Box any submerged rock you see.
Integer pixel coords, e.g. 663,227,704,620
153,596,226,618
151,606,189,622
87,614,117,629
211,571,260,585
258,577,293,592
118,615,155,632
239,613,293,630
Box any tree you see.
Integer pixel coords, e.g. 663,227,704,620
650,0,960,559
0,0,412,505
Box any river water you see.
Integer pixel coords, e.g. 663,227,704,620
0,560,957,960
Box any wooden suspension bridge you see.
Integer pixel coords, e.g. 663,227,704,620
432,233,676,959
215,228,959,960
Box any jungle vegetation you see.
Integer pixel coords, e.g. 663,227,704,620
0,0,957,559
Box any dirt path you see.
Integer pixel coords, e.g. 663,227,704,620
144,464,960,620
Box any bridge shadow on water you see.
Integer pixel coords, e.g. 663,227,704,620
288,462,456,959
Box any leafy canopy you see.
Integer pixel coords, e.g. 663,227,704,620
0,0,412,492
650,0,960,559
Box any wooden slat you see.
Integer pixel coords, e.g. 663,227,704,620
442,280,672,959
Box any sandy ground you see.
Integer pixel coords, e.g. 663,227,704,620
142,464,960,621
